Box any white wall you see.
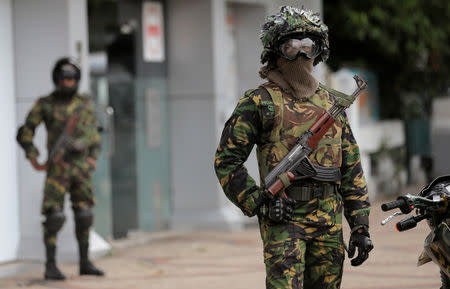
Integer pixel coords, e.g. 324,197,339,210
68,0,90,93
15,0,70,261
168,0,239,230
0,0,20,263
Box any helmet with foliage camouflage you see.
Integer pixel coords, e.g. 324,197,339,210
260,6,329,65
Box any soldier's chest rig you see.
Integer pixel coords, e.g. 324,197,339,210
254,82,344,184
44,96,85,132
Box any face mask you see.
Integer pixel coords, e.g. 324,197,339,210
55,84,78,99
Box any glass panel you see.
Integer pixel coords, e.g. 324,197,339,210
91,75,113,239
135,77,171,231
88,0,171,239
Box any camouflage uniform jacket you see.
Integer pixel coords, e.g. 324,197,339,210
17,92,101,161
214,82,370,231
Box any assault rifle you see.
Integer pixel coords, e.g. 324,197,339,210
49,102,89,165
264,75,367,197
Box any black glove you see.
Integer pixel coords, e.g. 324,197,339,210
267,197,295,223
348,227,373,266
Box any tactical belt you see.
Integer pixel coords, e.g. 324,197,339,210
285,183,338,201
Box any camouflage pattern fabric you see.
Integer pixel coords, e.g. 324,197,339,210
42,158,95,246
418,221,450,278
42,158,95,214
263,226,344,289
214,82,370,288
17,92,100,247
17,92,101,161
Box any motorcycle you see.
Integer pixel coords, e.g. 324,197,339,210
381,175,450,289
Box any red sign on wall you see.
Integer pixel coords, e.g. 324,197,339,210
142,2,165,62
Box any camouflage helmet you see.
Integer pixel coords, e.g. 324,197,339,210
260,6,329,65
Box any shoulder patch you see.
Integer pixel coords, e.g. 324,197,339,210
243,86,275,120
255,87,275,120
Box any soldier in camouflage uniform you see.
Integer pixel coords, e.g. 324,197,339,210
214,6,373,289
17,58,104,280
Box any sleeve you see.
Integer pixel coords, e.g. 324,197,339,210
74,98,102,159
340,115,371,230
214,92,266,217
16,99,44,160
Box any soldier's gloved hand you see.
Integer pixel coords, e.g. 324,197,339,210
348,227,373,266
267,197,295,223
30,158,48,171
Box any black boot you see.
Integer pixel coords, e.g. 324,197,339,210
44,245,66,280
79,243,104,276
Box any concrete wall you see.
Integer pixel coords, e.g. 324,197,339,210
167,0,237,229
14,0,108,261
432,97,450,177
167,0,267,230
0,0,20,263
68,0,90,93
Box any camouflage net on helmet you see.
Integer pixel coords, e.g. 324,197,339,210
260,6,329,65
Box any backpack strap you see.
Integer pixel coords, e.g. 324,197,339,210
259,83,284,143
256,87,274,120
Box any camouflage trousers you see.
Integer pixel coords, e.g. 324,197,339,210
259,195,345,289
42,158,96,247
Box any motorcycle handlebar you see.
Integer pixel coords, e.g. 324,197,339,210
395,216,418,231
381,198,408,212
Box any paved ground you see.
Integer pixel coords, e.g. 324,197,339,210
0,201,442,289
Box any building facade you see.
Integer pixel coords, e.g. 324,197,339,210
0,0,323,263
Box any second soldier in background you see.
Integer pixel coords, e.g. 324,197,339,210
17,58,104,280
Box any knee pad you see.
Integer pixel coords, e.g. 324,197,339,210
43,209,66,234
74,207,93,230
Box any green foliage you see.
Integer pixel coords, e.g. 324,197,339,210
324,0,450,119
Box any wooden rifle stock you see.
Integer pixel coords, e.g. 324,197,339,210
306,113,335,150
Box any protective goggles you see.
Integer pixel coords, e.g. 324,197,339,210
60,64,78,80
279,37,322,60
